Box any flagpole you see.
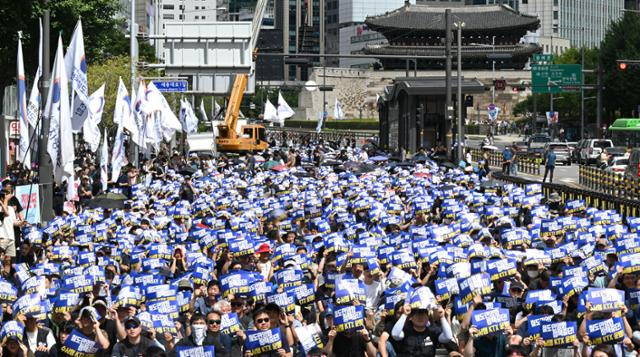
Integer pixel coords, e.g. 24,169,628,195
130,0,139,168
39,0,54,223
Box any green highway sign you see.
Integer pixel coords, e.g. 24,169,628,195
531,64,582,94
532,54,554,64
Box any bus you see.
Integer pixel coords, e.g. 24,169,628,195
609,118,640,147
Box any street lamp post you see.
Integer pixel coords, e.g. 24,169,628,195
454,21,465,161
492,35,496,104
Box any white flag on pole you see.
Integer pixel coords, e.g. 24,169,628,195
146,81,182,140
179,98,199,134
64,19,89,132
17,35,31,169
114,77,143,148
111,124,126,182
26,18,42,130
334,97,345,120
263,98,279,124
277,92,295,121
82,83,105,152
199,99,208,122
316,111,324,133
44,35,74,184
213,100,222,119
100,129,108,192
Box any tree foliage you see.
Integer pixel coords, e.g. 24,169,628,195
599,12,640,119
0,0,155,103
513,46,599,126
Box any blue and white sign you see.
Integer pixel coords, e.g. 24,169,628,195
152,80,188,93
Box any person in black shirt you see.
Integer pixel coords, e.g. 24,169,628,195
391,304,455,357
326,327,377,357
111,317,159,357
179,176,196,202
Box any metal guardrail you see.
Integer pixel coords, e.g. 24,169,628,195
495,172,640,219
469,148,541,176
266,127,377,147
579,165,640,201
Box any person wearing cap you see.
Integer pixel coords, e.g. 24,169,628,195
21,312,57,357
93,300,119,353
256,243,273,282
75,306,110,351
111,316,162,357
390,303,456,357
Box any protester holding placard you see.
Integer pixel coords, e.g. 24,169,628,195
390,303,456,357
243,309,291,357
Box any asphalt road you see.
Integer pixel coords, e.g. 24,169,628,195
466,134,580,187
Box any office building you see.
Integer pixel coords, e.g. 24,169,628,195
334,0,415,68
275,0,325,81
519,0,624,48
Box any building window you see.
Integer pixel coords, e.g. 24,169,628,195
201,16,206,19
179,14,183,20
195,16,199,19
163,4,174,9
522,0,527,3
553,11,558,20
195,6,199,10
163,14,174,20
553,0,558,5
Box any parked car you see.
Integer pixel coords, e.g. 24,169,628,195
543,142,571,166
625,148,640,181
578,139,614,165
604,156,629,175
528,134,551,157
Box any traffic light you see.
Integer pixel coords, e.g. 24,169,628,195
465,95,474,107
494,79,506,91
617,60,640,70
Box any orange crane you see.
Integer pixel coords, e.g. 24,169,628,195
215,0,270,152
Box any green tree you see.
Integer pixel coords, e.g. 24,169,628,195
513,46,599,128
87,55,154,133
0,0,155,101
600,12,640,120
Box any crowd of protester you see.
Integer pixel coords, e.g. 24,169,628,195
0,134,638,357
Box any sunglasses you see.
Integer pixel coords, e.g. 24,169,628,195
125,323,140,330
208,320,221,325
256,318,270,324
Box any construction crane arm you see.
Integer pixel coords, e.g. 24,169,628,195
220,0,269,140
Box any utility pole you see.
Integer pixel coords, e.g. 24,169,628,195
455,21,465,161
445,9,453,155
580,27,585,140
131,0,138,167
597,62,603,138
39,0,53,223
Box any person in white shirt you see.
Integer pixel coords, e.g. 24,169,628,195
363,268,384,310
22,313,57,355
0,190,18,258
